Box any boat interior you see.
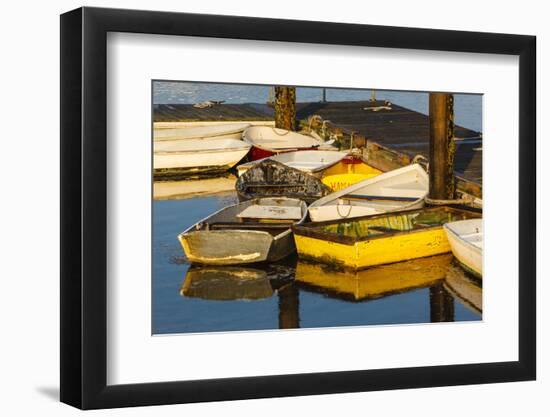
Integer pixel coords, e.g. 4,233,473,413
446,219,483,249
313,207,481,239
194,198,307,236
463,233,483,249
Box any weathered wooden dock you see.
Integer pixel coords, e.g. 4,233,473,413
153,103,273,122
153,100,482,195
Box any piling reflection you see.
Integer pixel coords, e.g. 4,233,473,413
429,283,455,322
278,283,300,329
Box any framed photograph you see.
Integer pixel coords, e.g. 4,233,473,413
60,7,536,409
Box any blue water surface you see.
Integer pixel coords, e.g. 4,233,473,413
152,194,481,335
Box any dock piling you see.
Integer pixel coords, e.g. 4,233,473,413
429,93,456,200
274,86,296,131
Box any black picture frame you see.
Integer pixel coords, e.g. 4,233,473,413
60,6,536,410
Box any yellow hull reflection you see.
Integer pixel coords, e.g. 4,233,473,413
295,254,453,301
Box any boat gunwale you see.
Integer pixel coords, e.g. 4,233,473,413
292,206,482,245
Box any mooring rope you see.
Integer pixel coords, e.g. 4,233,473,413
336,201,353,218
411,154,429,173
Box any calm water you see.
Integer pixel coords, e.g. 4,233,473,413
152,192,481,335
153,81,482,132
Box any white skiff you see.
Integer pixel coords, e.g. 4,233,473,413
154,123,251,141
308,164,429,222
153,138,250,173
242,126,324,159
443,218,483,277
236,150,348,177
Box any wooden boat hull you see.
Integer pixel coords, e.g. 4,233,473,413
309,164,429,222
178,197,307,265
237,150,348,178
443,219,482,277
294,226,450,270
236,160,332,204
309,199,426,223
154,123,251,141
180,229,296,265
243,126,323,161
153,138,250,175
293,206,481,270
320,157,383,191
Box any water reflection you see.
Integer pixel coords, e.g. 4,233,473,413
278,283,300,329
180,267,273,301
294,254,453,302
178,253,482,330
444,263,482,315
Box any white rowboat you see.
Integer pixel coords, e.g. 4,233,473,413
236,150,348,177
443,219,483,277
179,197,308,265
153,138,250,173
242,126,324,159
308,164,429,222
154,123,251,141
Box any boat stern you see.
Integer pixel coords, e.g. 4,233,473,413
178,230,273,265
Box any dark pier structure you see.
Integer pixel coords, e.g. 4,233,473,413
153,99,482,197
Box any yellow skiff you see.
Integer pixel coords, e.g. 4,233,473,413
292,206,481,270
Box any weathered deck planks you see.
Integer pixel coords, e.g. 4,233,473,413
153,103,273,122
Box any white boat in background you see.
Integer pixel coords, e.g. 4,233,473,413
153,138,250,174
242,126,325,160
154,123,251,141
236,150,349,177
179,197,308,265
308,164,429,222
443,219,483,278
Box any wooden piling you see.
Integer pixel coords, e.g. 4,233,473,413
429,93,456,200
274,86,296,131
